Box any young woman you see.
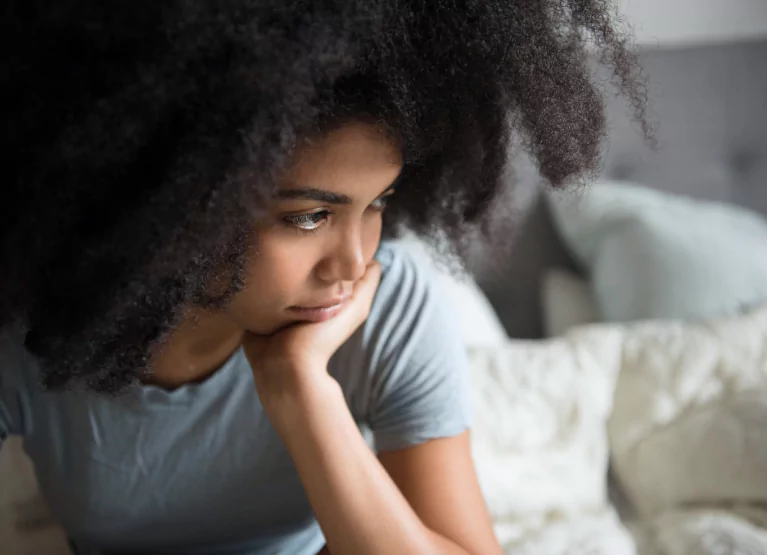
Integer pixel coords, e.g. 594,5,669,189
0,2,645,554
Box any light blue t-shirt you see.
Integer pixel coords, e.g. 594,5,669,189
0,242,472,555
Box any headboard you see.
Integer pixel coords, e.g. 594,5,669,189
467,38,767,339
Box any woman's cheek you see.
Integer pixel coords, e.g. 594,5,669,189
259,234,324,292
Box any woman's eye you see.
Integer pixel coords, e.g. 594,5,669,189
370,195,391,211
283,211,329,232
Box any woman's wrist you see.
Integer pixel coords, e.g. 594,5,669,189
259,365,344,432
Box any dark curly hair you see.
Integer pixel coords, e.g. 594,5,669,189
1,0,646,392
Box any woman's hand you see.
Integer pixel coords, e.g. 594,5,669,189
242,261,381,414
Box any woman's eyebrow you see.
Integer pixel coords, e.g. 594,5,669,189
276,184,396,204
276,188,353,205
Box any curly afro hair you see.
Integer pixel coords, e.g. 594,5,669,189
1,0,646,392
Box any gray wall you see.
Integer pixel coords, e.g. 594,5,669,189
615,0,767,46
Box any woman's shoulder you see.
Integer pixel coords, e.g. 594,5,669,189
351,241,472,450
375,240,422,276
372,240,441,320
374,238,445,291
367,238,469,352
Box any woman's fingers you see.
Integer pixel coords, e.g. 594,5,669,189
332,261,381,334
244,260,382,378
351,261,382,318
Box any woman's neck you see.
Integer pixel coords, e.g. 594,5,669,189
145,309,245,390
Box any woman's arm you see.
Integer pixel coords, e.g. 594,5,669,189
244,261,500,554
377,432,502,555
266,371,491,555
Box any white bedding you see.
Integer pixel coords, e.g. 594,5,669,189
470,303,767,554
468,327,637,554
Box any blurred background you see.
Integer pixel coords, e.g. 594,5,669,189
2,1,767,554
441,1,767,553
619,0,767,46
466,0,767,340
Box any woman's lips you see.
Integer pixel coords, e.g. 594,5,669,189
288,297,349,322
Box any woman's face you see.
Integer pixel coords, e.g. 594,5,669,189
224,122,403,335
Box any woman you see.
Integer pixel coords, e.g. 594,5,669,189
0,1,645,554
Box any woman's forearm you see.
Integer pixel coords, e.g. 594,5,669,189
264,371,470,555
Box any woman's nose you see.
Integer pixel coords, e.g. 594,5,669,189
315,230,367,284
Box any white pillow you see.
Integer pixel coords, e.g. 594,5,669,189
548,181,767,322
607,303,767,517
497,509,638,555
542,268,600,337
392,234,507,347
468,327,635,553
636,507,767,555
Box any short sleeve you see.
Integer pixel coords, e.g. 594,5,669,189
364,243,472,452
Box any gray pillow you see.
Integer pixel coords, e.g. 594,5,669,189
547,181,767,322
541,268,600,337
